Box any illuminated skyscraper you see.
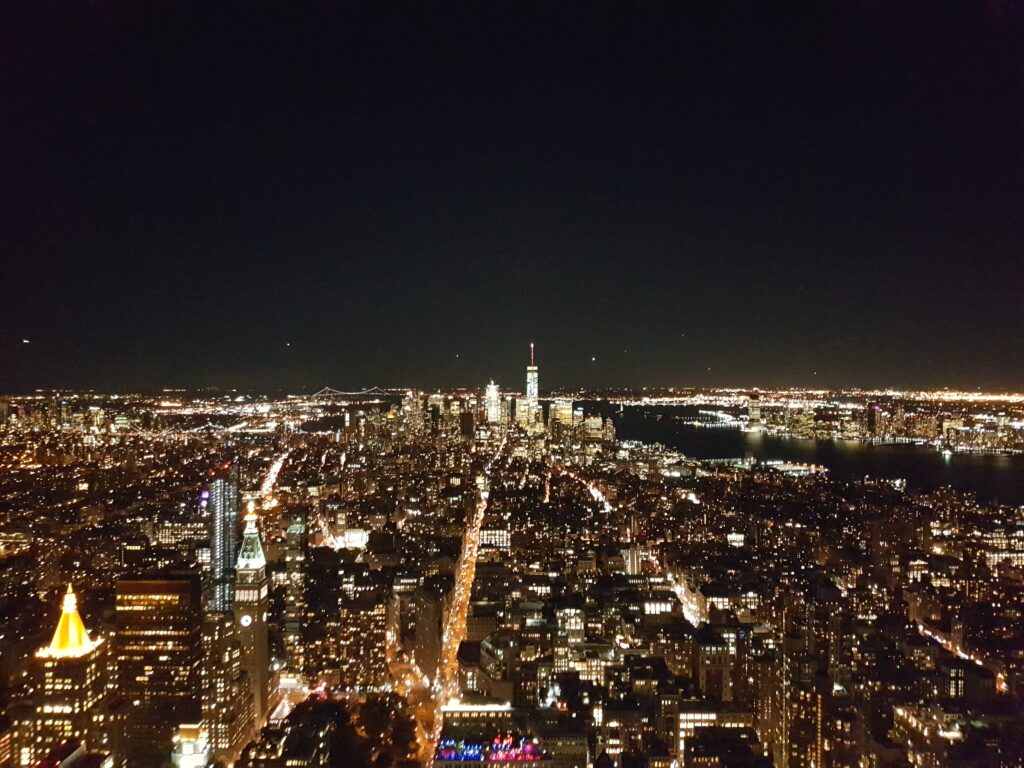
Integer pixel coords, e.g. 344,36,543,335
747,391,762,431
201,488,259,762
234,510,270,721
485,381,501,424
549,400,574,429
526,343,539,415
201,612,254,764
12,585,107,768
115,574,202,766
403,390,427,438
207,468,239,612
867,402,882,436
284,509,308,672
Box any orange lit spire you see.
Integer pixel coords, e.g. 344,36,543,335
39,583,97,658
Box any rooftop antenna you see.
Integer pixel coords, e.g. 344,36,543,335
530,342,535,366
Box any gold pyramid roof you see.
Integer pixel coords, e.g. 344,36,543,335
38,584,98,658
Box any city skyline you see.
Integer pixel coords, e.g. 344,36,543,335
2,3,1024,766
4,371,1024,767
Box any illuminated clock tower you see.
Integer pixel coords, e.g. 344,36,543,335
234,507,270,722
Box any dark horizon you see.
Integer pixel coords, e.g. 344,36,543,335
3,2,1023,393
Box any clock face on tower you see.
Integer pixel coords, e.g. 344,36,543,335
240,614,253,627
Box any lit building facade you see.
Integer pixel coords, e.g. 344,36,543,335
115,574,202,766
207,468,239,612
336,593,389,690
284,508,308,673
525,343,539,429
234,511,270,721
13,585,108,768
485,381,501,424
201,611,254,764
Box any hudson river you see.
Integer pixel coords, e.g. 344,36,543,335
591,405,1024,506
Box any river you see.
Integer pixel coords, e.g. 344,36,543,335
588,404,1024,506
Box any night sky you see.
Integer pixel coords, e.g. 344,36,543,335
2,2,1022,393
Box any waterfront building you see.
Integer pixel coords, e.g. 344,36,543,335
747,391,762,431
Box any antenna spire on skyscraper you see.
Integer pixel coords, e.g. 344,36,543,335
530,342,535,366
